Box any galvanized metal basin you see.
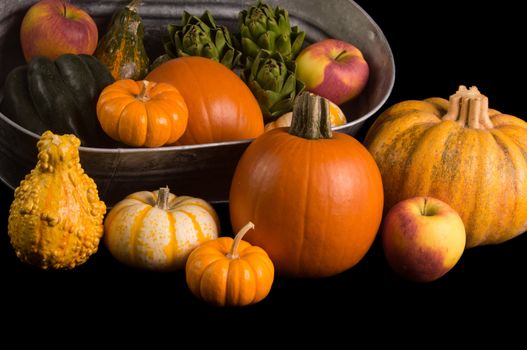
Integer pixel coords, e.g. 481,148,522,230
0,0,394,205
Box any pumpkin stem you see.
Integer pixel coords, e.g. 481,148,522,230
289,92,332,140
227,222,255,260
156,186,170,210
442,85,494,129
136,80,151,102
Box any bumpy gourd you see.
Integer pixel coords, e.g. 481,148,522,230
8,131,106,269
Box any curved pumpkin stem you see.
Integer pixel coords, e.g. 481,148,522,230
156,186,170,210
442,85,494,129
289,92,332,139
227,222,255,259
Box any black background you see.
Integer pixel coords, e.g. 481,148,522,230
1,0,526,331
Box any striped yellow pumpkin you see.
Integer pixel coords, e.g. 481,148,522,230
104,187,219,270
365,86,527,247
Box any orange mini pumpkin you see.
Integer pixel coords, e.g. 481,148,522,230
146,56,264,145
186,222,274,307
96,79,188,147
229,92,384,278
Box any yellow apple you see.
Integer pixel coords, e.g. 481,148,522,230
381,197,466,282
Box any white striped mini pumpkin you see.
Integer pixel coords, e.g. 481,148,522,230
104,187,219,271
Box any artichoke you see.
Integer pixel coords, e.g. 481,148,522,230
162,11,242,69
241,50,305,122
238,1,305,65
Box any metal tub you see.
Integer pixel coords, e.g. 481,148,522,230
0,0,394,205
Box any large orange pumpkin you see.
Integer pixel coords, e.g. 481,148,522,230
146,56,264,145
229,92,384,278
364,86,527,247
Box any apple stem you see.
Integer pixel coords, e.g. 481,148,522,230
227,222,255,260
62,0,67,17
289,92,332,140
334,50,349,61
442,85,494,129
422,197,428,216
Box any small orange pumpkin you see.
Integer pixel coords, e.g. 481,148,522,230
96,79,188,147
186,222,274,307
146,56,264,145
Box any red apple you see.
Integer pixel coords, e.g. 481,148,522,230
381,197,466,283
20,0,98,62
295,39,369,105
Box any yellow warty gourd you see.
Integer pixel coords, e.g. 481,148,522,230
8,131,106,269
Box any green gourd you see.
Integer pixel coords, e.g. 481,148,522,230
0,54,115,147
95,0,150,80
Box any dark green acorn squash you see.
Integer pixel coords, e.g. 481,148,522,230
0,54,116,147
95,0,150,80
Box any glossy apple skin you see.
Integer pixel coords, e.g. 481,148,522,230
295,39,369,105
381,197,466,282
20,0,98,62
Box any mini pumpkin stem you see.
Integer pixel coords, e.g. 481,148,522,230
156,186,170,210
136,80,150,102
442,85,494,129
227,222,255,259
126,0,143,11
289,92,332,140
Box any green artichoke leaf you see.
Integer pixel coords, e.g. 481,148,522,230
220,50,235,67
182,11,192,25
162,10,242,69
167,23,178,39
200,10,217,27
256,31,277,52
214,30,227,53
241,37,261,63
202,43,219,60
270,96,297,118
266,16,280,34
255,59,286,92
238,1,306,63
291,28,306,58
276,34,292,58
280,74,297,98
242,49,304,122
276,8,291,35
